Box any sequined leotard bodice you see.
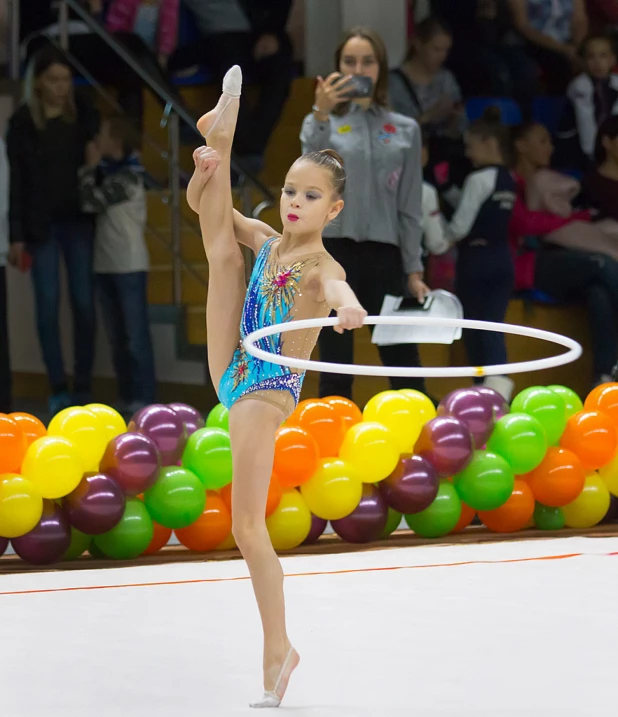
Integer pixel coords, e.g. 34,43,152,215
218,236,334,417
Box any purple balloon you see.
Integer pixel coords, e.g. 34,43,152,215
438,388,495,448
414,416,473,477
303,514,328,545
380,454,439,514
63,473,126,535
331,485,388,544
100,432,161,495
168,403,205,437
12,500,71,565
476,386,510,420
0,536,8,556
128,404,187,466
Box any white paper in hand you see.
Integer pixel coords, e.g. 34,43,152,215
372,290,463,346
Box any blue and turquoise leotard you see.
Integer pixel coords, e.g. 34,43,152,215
218,237,332,416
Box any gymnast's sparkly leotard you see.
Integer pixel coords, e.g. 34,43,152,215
218,236,335,418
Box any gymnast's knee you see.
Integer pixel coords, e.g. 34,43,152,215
206,242,245,270
232,513,269,554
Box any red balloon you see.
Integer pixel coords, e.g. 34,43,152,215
100,432,161,496
478,480,535,533
451,502,476,533
560,410,618,471
273,426,320,488
143,521,172,555
414,416,473,477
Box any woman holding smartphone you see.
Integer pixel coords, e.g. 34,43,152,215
300,26,428,400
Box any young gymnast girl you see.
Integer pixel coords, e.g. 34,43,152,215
187,66,367,708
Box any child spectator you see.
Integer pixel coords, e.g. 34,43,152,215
582,115,618,220
79,117,156,413
421,135,450,256
560,34,618,165
105,0,179,69
0,137,10,413
447,108,517,399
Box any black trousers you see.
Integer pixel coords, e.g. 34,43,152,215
318,238,425,399
170,32,293,157
26,33,186,123
535,247,618,378
0,267,12,413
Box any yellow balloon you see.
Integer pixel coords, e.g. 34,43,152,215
363,391,423,453
21,436,84,499
339,421,400,483
216,532,237,550
301,458,363,520
0,474,44,538
48,407,108,472
598,450,618,497
399,390,437,424
85,404,127,442
562,473,610,528
266,490,312,551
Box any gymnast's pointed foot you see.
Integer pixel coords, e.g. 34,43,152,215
250,646,300,709
196,65,242,146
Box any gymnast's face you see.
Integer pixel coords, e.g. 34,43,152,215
281,162,344,233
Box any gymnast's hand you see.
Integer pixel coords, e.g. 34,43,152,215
335,306,367,334
188,146,222,213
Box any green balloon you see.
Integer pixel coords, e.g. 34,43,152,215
144,466,206,529
534,502,565,531
63,528,91,561
487,412,548,474
547,385,583,419
94,499,154,560
88,542,106,559
206,403,229,431
511,386,567,445
453,450,515,511
382,507,402,538
404,481,461,538
182,427,232,490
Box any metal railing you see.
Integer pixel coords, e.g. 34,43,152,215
7,0,275,308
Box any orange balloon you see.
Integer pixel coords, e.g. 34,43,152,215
287,400,346,457
479,479,535,533
0,414,28,474
9,413,47,447
560,410,618,471
584,382,618,428
524,446,585,507
322,396,363,431
219,475,282,518
273,426,320,488
451,502,476,533
176,491,232,551
143,521,172,555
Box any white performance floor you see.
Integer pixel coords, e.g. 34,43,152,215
2,537,617,717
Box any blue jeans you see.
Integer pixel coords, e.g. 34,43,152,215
29,220,95,395
96,272,156,405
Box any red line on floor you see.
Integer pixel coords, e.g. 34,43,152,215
1,550,616,598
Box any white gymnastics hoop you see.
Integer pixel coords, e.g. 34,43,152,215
243,316,582,378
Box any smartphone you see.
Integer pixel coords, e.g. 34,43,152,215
341,75,373,99
399,295,434,312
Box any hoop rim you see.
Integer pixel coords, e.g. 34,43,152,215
242,316,582,378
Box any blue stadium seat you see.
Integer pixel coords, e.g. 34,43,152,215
465,97,523,126
532,96,568,136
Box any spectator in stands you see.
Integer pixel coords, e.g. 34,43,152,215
449,108,517,400
420,134,450,257
0,137,10,413
390,17,468,208
559,33,618,167
79,117,156,413
105,0,179,70
510,120,618,387
301,26,427,400
508,0,589,93
6,47,98,415
24,0,189,130
174,0,293,173
582,115,618,220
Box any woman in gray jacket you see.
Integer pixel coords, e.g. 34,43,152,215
300,26,428,399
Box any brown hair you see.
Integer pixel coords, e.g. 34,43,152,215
333,26,389,114
299,149,346,196
405,16,452,62
106,116,140,156
467,106,511,163
579,32,617,58
23,46,76,130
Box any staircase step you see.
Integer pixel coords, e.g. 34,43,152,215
186,305,207,345
146,227,205,264
148,264,208,306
